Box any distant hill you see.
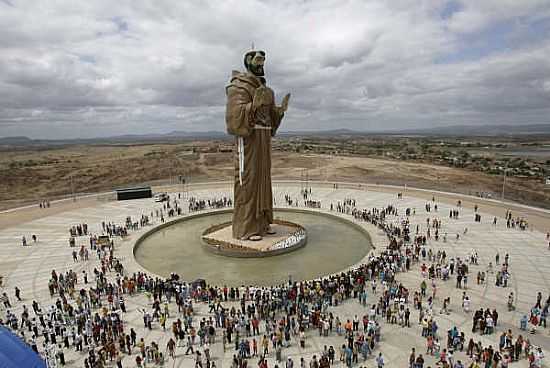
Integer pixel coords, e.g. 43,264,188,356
279,125,550,137
282,124,550,137
278,128,362,137
0,130,228,147
0,136,34,145
2,124,549,147
396,124,550,136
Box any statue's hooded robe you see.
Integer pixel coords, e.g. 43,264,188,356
225,71,284,239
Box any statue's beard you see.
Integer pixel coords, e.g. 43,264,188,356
249,65,264,77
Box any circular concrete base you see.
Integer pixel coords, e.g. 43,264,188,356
202,219,307,257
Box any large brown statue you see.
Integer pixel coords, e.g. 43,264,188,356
225,50,290,240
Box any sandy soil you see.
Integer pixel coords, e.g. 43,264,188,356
1,144,549,231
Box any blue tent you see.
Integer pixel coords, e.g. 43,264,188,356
0,326,46,368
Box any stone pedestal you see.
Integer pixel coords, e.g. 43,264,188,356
202,219,307,257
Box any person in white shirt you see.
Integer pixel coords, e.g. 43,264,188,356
376,352,384,367
485,315,494,334
462,296,470,313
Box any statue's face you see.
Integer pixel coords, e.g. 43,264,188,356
248,53,265,77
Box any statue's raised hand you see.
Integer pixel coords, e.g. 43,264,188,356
281,93,291,112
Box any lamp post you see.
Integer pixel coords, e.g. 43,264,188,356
70,173,76,202
501,162,509,200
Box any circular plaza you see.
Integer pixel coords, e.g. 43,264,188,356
0,181,549,368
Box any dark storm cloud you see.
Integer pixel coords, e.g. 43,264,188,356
0,0,549,138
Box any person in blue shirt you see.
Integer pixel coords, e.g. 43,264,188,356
520,315,528,330
453,360,464,368
345,345,353,368
360,340,370,360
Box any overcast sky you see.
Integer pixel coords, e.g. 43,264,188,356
1,0,550,139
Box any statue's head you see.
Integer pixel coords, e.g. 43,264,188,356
244,50,266,77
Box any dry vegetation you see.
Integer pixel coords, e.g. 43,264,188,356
1,141,549,210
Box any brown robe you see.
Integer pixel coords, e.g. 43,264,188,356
225,71,284,239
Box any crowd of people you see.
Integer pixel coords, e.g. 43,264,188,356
2,187,549,368
21,234,38,246
70,224,89,237
189,196,233,213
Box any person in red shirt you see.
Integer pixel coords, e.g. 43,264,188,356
438,348,447,365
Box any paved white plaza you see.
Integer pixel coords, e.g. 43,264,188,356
0,183,549,367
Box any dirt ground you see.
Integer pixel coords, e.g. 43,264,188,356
1,143,549,212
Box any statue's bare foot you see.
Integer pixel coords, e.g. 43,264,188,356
248,235,263,241
266,227,276,235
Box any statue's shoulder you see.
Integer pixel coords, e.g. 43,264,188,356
230,70,243,79
226,71,257,96
228,71,254,86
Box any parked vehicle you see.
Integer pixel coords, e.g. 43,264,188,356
154,193,168,202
